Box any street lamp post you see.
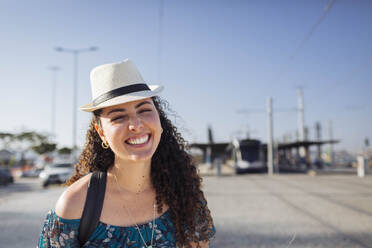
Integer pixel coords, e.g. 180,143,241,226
48,66,60,140
55,46,98,159
267,97,274,175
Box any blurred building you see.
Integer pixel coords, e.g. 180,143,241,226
0,149,14,165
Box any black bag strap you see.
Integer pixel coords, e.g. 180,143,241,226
78,171,107,246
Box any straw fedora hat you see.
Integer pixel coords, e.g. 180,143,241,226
80,59,163,112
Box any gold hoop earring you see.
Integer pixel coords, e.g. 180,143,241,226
101,140,110,149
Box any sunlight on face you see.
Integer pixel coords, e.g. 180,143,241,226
98,98,162,163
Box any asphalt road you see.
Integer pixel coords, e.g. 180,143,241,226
0,174,371,248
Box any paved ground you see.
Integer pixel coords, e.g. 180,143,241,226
203,173,372,248
0,178,60,248
0,173,371,248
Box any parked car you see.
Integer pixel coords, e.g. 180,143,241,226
0,168,14,185
39,163,74,187
21,168,43,178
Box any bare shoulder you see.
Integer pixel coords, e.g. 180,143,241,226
55,173,92,219
190,241,209,248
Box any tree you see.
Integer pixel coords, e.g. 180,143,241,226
12,131,56,166
0,132,14,149
15,131,47,144
58,147,72,155
0,130,59,166
32,142,57,155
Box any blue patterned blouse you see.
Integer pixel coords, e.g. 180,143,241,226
37,208,216,248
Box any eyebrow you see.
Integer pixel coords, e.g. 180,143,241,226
106,101,152,116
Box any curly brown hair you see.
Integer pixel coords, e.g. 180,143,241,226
65,96,214,247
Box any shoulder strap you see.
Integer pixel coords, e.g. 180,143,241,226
78,171,107,246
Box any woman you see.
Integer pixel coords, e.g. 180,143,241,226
38,59,216,248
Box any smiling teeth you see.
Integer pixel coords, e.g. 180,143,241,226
127,135,149,145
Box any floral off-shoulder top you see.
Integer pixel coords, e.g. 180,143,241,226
37,207,216,248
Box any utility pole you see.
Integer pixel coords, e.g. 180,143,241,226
55,46,98,160
297,88,305,141
315,122,322,164
206,125,213,169
328,120,334,165
267,97,274,175
157,0,164,83
297,88,306,159
48,66,60,140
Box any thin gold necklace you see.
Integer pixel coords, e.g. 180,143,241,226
113,174,156,248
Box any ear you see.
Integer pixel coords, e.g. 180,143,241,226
94,124,105,140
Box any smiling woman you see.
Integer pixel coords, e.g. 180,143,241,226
95,99,163,164
37,59,216,248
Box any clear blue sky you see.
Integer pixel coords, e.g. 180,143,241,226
0,0,371,152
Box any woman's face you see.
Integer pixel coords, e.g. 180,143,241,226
97,98,162,163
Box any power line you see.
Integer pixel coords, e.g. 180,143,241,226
289,0,337,60
277,0,337,81
158,0,164,83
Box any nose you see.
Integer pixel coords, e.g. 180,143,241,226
128,115,144,132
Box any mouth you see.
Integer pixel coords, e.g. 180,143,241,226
125,134,151,146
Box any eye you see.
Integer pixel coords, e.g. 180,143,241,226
111,115,127,122
139,109,152,114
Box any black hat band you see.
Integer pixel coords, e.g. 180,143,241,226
93,83,151,106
